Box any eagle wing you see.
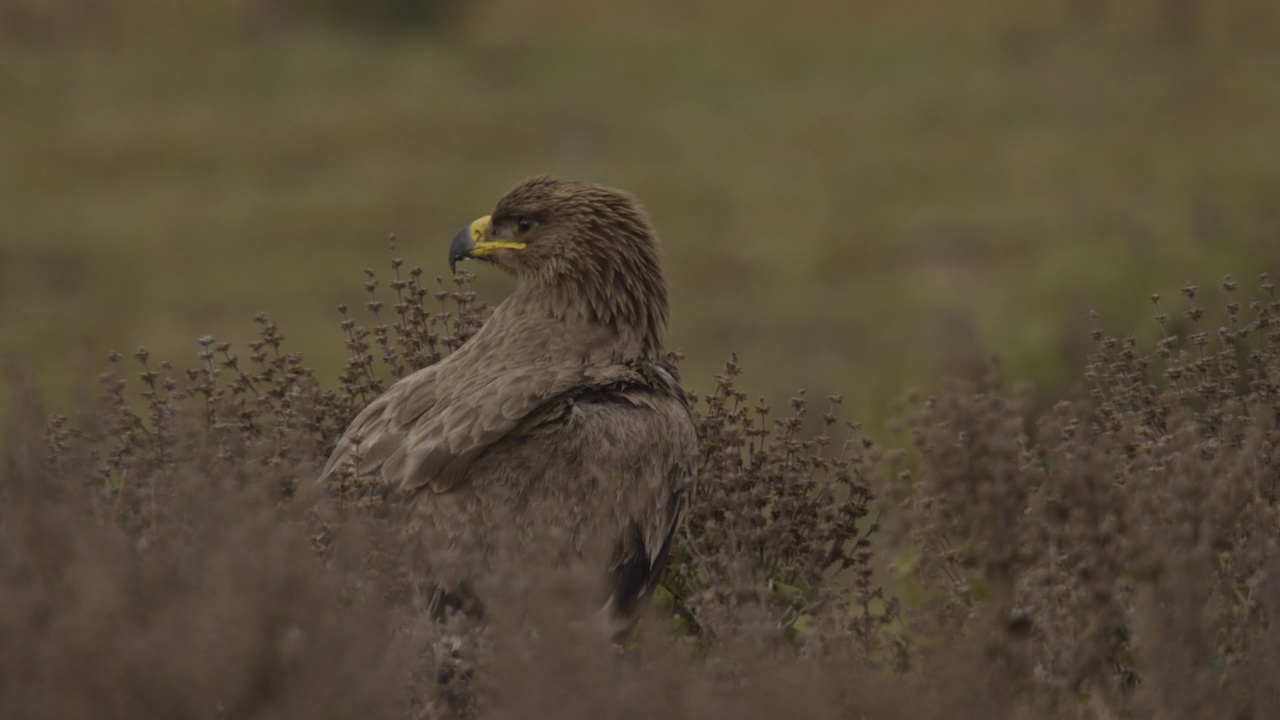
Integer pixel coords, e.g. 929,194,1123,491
572,371,696,627
462,363,697,628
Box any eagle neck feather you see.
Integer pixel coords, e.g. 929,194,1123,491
536,271,667,362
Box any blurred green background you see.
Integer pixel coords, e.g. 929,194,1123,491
3,0,1279,424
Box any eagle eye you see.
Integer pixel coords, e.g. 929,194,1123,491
516,217,535,234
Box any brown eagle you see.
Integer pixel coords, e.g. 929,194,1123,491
321,176,697,632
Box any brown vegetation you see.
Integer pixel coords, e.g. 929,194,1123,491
4,241,1277,717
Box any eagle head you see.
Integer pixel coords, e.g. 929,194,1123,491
448,176,670,358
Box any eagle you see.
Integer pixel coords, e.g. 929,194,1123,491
321,176,697,633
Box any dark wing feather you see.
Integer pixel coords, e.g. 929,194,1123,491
607,487,687,627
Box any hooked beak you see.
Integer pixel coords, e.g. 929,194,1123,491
448,215,527,273
448,215,487,274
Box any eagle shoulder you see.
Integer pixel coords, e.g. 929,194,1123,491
318,352,677,498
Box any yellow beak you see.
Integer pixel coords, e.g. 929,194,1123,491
448,215,527,273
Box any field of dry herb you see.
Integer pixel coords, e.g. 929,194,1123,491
3,2,1280,717
4,255,1279,717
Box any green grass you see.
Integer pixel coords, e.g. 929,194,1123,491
3,25,1279,421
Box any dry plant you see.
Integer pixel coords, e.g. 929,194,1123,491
4,240,1279,718
883,274,1280,718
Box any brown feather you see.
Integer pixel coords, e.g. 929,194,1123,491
320,177,696,632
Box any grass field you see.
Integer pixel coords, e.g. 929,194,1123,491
5,6,1280,718
3,10,1279,424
